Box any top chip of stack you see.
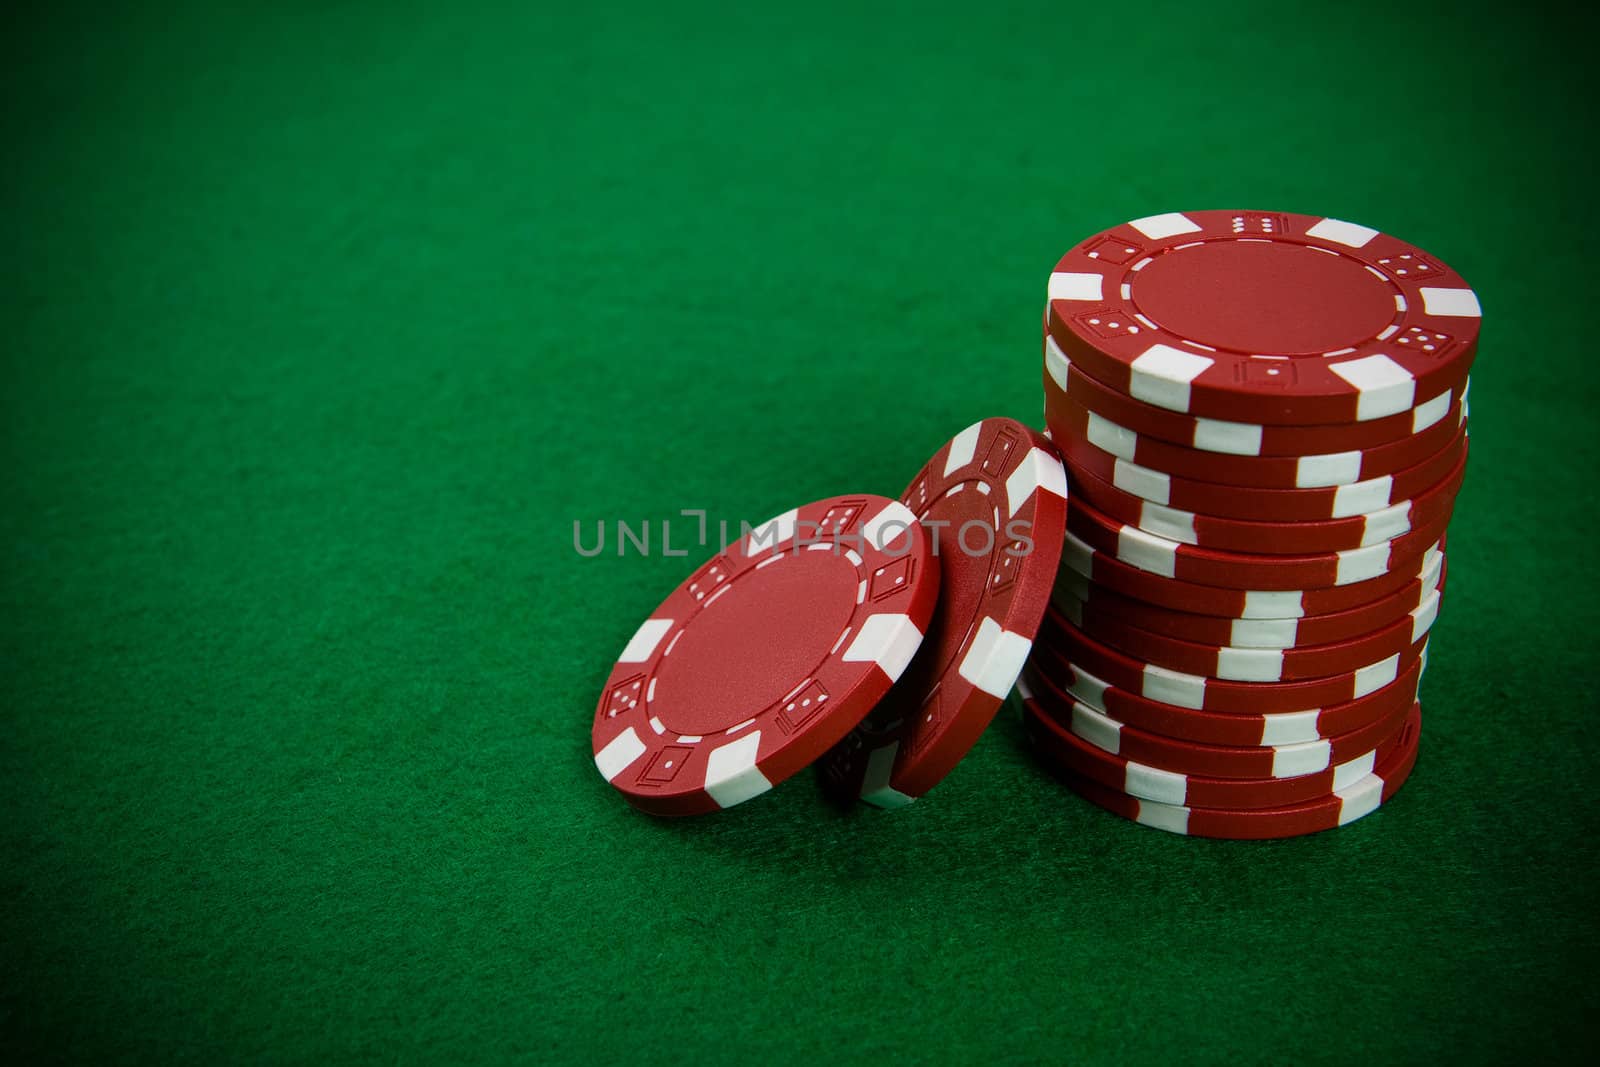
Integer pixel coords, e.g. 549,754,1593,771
1026,210,1478,839
1045,210,1479,426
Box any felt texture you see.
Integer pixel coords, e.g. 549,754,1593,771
4,1,1598,1062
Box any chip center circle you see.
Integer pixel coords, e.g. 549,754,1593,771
1133,240,1397,356
648,547,861,737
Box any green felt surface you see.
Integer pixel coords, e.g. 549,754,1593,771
5,1,1599,1062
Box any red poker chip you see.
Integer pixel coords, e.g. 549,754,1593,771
1039,704,1424,839
1044,373,1468,490
1045,210,1480,425
1059,528,1445,619
1021,660,1412,779
1034,607,1428,714
592,495,940,816
1053,551,1445,650
1025,642,1425,747
821,419,1067,807
1043,335,1470,457
1056,417,1468,524
1061,442,1466,555
1054,581,1441,682
1019,681,1416,810
1064,488,1456,592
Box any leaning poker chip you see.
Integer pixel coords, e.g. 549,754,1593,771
1053,583,1441,682
1055,418,1468,523
592,495,940,816
1026,643,1426,747
820,419,1067,808
1059,529,1444,619
1062,444,1466,555
1043,335,1469,457
1053,552,1445,650
1044,380,1468,490
1022,660,1412,779
1046,704,1424,839
1045,210,1480,425
1018,679,1412,811
1035,607,1427,714
1064,490,1455,591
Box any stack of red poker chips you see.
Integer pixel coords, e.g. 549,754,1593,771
1023,210,1478,839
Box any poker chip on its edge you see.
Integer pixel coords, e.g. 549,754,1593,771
821,418,1068,808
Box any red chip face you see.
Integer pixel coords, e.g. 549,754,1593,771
1046,211,1480,425
592,494,940,816
1132,238,1398,355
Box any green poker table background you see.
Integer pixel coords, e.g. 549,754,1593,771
6,1,1598,1062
